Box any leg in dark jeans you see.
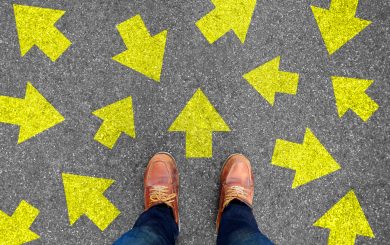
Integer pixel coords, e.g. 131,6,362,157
113,204,178,245
217,200,273,245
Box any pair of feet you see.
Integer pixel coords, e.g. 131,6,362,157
144,152,254,229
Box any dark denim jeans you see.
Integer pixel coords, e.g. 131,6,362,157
114,200,273,245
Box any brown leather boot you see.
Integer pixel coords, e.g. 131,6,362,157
216,154,254,230
144,152,179,224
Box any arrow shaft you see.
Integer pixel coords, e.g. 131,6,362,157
94,121,121,149
85,196,120,231
272,139,303,168
0,96,26,125
328,230,356,245
35,29,71,61
196,9,232,43
350,93,379,122
330,0,358,14
186,131,213,158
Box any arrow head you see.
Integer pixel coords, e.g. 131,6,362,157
314,190,374,244
18,82,64,144
112,15,167,82
243,56,299,106
311,5,371,55
62,173,120,231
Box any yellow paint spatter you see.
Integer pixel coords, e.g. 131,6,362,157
169,89,230,158
243,56,299,106
92,97,135,149
0,82,64,143
272,128,341,188
62,173,120,231
311,0,371,55
332,76,379,122
0,200,40,245
113,15,167,82
314,190,374,245
13,4,72,61
196,0,257,44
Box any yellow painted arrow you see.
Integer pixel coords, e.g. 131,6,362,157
13,4,72,62
92,97,135,149
243,56,299,106
169,89,230,158
311,0,371,55
0,82,64,143
62,173,120,231
332,76,379,122
0,200,40,245
113,15,167,82
314,190,374,245
196,0,257,44
272,128,340,188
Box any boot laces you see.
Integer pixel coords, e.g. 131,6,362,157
149,185,176,208
223,185,247,208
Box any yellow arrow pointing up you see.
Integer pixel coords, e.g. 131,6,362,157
243,56,299,106
62,173,120,231
332,76,379,122
314,190,374,245
13,4,72,62
0,82,64,143
196,0,257,44
272,128,341,188
311,0,371,55
0,200,40,245
169,89,230,158
92,97,136,149
113,15,167,82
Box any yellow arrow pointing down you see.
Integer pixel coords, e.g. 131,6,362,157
169,89,230,158
62,173,120,231
13,4,72,62
92,97,136,149
196,0,257,44
332,76,379,121
243,56,299,106
0,82,64,143
272,128,341,188
0,200,40,245
314,190,374,245
113,15,167,82
311,0,371,55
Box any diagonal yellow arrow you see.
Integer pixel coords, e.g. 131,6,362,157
332,76,379,122
13,4,72,62
196,0,257,44
311,0,371,55
113,15,167,82
169,89,230,158
0,82,64,143
272,128,341,188
0,200,40,245
92,97,135,149
243,56,299,106
62,173,121,231
314,190,374,245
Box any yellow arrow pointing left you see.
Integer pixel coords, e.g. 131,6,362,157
0,82,64,143
62,173,121,231
196,0,257,44
13,4,72,62
0,200,40,245
113,15,167,82
92,97,136,149
314,190,374,245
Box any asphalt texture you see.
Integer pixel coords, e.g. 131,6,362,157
0,0,389,244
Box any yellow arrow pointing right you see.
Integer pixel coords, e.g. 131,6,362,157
113,15,167,82
243,56,299,106
314,190,374,245
332,76,379,121
62,173,120,231
13,4,72,61
0,200,40,245
272,128,341,188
